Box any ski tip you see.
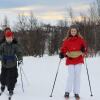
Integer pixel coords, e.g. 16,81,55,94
9,97,11,100
8,96,12,100
91,94,93,97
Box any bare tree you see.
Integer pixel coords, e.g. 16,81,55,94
1,16,10,30
67,7,74,24
97,0,100,16
89,2,98,23
28,11,38,30
57,20,68,27
15,13,28,32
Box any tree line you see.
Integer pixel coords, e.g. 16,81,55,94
0,2,100,57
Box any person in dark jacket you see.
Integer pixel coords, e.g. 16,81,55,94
0,31,23,96
0,27,18,82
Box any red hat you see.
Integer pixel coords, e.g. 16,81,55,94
5,31,13,37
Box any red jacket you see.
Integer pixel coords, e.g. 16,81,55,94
60,35,87,65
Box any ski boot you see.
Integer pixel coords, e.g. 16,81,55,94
64,92,69,99
9,90,13,96
0,85,5,95
8,90,13,100
74,94,80,100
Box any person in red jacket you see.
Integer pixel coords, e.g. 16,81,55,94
59,25,87,99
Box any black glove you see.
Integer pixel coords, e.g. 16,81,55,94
18,60,23,66
81,46,85,53
59,52,64,59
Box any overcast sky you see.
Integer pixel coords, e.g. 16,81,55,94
0,0,96,26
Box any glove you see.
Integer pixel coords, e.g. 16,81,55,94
59,52,64,59
18,60,23,66
81,46,85,53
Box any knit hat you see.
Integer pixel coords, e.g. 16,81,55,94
5,31,13,37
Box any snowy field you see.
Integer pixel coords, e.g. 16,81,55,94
0,55,100,100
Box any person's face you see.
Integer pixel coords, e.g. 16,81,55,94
6,37,13,43
70,28,77,36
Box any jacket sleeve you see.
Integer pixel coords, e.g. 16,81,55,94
15,44,23,61
60,40,68,56
0,44,3,60
0,44,3,55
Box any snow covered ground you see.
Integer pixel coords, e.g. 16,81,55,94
0,55,100,100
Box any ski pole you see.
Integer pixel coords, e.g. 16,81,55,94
18,62,30,85
21,66,30,85
20,66,24,92
85,58,93,96
50,59,62,97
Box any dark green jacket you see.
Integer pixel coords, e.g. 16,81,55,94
0,40,23,68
